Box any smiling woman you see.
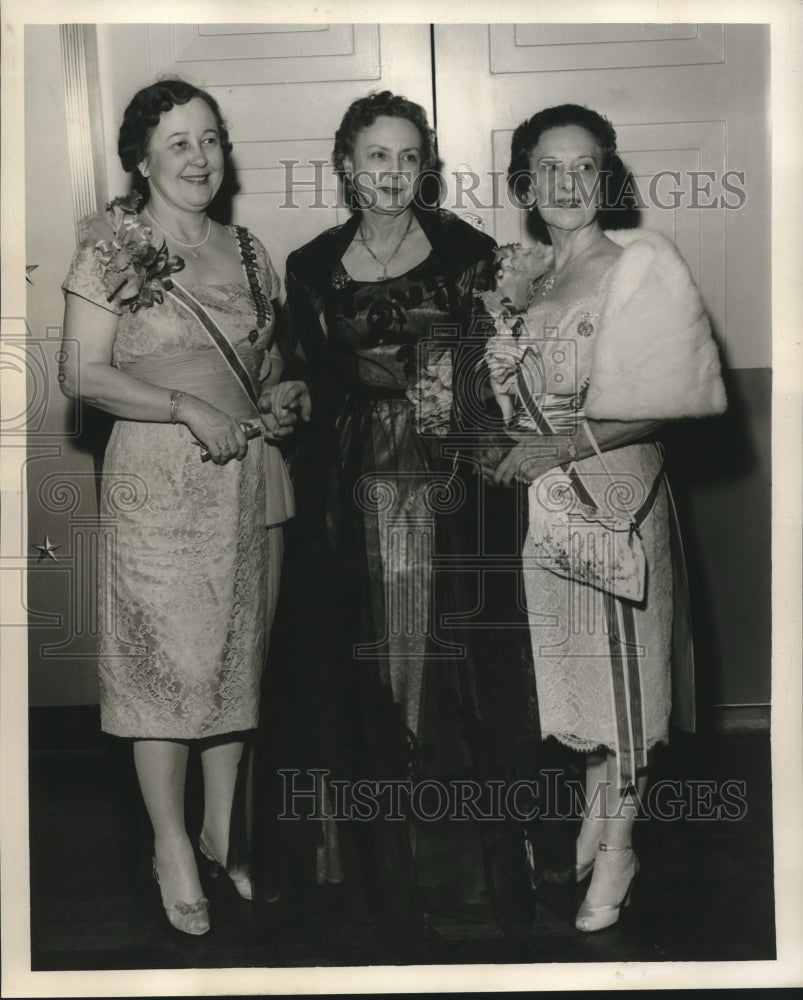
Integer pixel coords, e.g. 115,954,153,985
136,104,225,213
58,77,295,937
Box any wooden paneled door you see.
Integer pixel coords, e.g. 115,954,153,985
95,23,434,274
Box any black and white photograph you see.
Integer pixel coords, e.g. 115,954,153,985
2,0,801,995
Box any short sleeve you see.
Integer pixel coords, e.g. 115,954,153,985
251,233,282,301
62,238,123,316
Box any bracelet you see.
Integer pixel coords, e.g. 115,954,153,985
169,389,186,424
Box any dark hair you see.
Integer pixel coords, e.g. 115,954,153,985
332,90,437,208
118,78,233,200
507,104,633,242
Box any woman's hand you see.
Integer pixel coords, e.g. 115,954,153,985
487,418,666,487
488,441,559,487
60,296,246,469
257,380,311,441
489,378,515,425
178,396,248,465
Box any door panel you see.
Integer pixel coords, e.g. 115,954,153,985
490,22,725,72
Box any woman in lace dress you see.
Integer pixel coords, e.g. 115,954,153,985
484,104,726,932
267,91,539,929
60,79,297,935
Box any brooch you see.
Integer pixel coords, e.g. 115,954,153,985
332,273,351,290
577,312,594,337
248,328,258,344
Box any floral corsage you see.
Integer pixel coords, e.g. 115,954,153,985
478,242,552,423
483,241,552,313
85,193,185,312
406,349,453,437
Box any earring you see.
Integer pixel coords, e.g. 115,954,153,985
139,163,150,179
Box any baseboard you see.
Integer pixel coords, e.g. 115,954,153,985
711,704,771,734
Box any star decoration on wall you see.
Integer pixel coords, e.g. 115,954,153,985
26,264,39,285
33,535,61,562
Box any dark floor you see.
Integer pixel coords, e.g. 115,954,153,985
29,707,775,970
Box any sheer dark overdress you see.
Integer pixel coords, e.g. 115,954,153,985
257,208,540,928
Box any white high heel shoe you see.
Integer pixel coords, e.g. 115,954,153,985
152,856,210,936
574,843,639,933
199,836,254,902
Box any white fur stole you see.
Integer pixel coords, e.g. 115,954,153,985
584,229,727,420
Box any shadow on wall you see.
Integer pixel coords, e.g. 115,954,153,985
662,362,771,718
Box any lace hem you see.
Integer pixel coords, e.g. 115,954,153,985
543,730,669,755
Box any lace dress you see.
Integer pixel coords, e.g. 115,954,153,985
62,226,282,739
512,276,673,774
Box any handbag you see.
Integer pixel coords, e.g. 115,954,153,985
166,228,295,527
526,422,661,602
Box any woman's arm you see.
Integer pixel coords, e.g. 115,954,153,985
490,417,664,487
256,295,311,439
60,293,249,464
259,298,285,391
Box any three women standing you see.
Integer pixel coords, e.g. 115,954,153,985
62,76,723,942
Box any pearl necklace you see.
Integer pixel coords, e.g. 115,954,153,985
358,213,414,280
143,208,211,258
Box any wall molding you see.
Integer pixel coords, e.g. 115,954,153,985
60,24,107,243
147,23,381,86
490,23,725,74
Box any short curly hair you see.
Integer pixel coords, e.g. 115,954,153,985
118,78,233,200
332,90,437,207
506,104,633,240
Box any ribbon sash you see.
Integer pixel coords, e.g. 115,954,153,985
168,281,260,411
166,279,295,527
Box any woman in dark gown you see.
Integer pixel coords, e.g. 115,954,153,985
258,92,539,930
